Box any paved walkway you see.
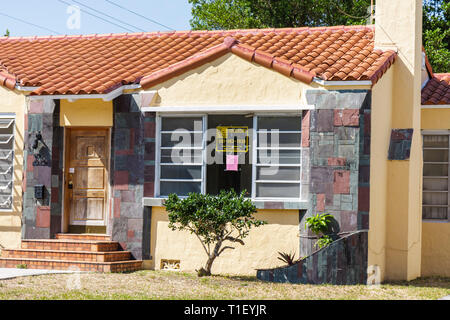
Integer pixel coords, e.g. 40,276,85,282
439,295,450,300
0,268,76,280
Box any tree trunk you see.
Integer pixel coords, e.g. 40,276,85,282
198,240,222,277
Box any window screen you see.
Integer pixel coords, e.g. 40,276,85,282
158,116,204,197
422,134,449,220
254,116,302,199
0,116,15,210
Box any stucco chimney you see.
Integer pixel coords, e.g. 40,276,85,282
374,0,423,281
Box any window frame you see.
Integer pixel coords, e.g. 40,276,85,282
422,130,450,223
0,113,15,211
251,114,303,201
154,112,303,201
155,113,208,198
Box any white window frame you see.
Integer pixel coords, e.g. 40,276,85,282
251,113,303,201
155,113,208,197
422,130,450,222
0,113,15,211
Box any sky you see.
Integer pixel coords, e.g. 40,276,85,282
0,0,193,37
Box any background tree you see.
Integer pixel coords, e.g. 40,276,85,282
3,29,10,37
164,190,266,277
189,0,373,30
189,0,449,73
423,0,449,73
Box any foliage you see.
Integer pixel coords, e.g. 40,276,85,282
315,235,334,249
305,213,334,236
3,29,9,37
277,251,297,266
423,0,450,73
16,264,28,269
164,189,266,276
189,0,373,30
189,0,449,73
305,213,335,250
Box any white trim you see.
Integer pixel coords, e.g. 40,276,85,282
422,105,450,109
0,114,16,119
202,114,208,195
154,116,161,198
251,116,257,200
143,105,312,113
373,45,398,53
28,84,141,102
421,130,450,135
312,78,373,87
15,85,39,92
421,78,430,90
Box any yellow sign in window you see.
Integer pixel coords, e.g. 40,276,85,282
216,126,249,153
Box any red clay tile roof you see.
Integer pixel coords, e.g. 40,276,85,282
0,25,397,96
422,73,450,105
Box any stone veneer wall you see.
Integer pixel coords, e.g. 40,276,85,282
110,94,154,260
300,90,371,257
257,230,368,284
22,99,63,239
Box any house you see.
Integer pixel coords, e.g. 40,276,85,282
0,0,448,282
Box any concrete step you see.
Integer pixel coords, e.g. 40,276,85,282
55,234,111,241
21,239,120,252
0,257,142,273
2,249,131,263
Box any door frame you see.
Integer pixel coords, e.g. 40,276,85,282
61,126,112,233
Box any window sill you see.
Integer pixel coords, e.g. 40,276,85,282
143,197,309,210
423,219,450,223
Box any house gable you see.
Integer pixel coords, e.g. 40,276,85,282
146,53,318,107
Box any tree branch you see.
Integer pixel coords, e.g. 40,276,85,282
224,236,245,245
218,246,235,256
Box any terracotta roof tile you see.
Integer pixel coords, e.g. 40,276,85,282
422,74,450,105
0,25,397,95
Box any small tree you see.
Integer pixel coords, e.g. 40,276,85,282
164,189,266,277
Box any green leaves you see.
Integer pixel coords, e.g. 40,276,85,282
305,213,335,251
316,235,333,249
423,0,450,73
165,190,266,246
305,213,334,235
188,0,372,31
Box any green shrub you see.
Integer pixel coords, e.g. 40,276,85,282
305,213,335,250
164,189,266,277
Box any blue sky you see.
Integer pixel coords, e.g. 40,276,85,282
0,0,193,37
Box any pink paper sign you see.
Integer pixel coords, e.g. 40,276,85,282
226,155,239,171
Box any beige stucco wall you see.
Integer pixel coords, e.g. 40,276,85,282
375,0,423,281
148,53,320,107
421,222,450,277
147,207,299,275
368,66,394,281
0,86,26,250
420,107,450,277
60,99,113,127
422,108,450,129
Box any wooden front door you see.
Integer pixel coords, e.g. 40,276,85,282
65,128,110,229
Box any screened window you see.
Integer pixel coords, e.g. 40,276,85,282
155,114,303,200
0,116,15,210
422,134,450,221
253,116,302,199
156,116,206,197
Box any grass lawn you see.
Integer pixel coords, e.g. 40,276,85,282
0,270,448,300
